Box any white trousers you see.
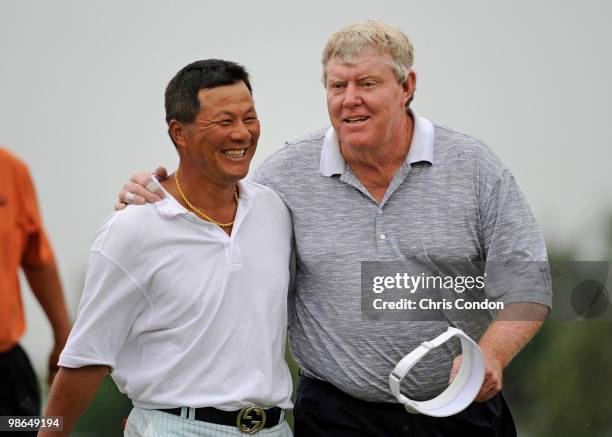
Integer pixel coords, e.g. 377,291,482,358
125,407,293,437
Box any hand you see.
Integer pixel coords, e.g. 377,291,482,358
449,347,503,402
115,167,168,210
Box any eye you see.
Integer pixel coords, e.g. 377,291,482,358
217,119,233,126
244,116,258,124
329,82,346,90
362,80,377,88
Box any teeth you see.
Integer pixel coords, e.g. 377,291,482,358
345,117,368,123
222,149,246,158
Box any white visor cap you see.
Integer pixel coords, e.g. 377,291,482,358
389,327,485,417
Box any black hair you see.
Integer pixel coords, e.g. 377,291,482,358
165,59,252,125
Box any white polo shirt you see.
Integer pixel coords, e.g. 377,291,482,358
59,180,294,411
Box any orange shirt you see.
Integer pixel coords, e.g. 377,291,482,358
0,147,54,352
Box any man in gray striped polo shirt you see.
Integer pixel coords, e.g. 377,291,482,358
120,20,550,437
253,21,550,436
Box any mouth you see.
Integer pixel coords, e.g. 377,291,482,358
343,115,370,126
221,148,248,160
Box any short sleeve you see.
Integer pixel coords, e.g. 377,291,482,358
250,162,272,187
477,150,552,308
59,250,150,370
16,163,54,268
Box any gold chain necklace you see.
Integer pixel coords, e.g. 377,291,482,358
174,169,238,228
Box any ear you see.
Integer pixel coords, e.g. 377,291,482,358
168,120,188,150
401,69,417,105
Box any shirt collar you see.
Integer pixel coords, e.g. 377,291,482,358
152,176,255,220
319,108,435,177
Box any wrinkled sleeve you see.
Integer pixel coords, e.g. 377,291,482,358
478,149,552,309
59,250,150,370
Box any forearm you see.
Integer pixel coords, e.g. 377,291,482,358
479,302,547,368
39,366,109,437
24,262,71,341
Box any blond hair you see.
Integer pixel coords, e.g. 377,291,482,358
321,20,414,85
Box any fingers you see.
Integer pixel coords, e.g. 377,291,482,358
131,172,164,198
450,350,502,402
449,354,463,385
120,178,163,205
475,371,503,402
124,191,137,204
450,352,500,402
116,169,168,210
475,383,501,402
134,172,165,199
119,186,147,205
130,171,153,185
473,344,504,402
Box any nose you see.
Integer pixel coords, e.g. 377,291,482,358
342,82,361,108
230,120,251,142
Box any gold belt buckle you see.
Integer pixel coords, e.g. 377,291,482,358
237,407,267,434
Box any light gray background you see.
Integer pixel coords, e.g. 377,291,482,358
1,1,610,378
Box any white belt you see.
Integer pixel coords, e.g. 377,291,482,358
388,327,485,417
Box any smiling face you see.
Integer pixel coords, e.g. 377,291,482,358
325,52,415,154
174,81,260,185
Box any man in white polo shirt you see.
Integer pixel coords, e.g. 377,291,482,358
41,59,293,436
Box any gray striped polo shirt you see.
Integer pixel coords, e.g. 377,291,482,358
253,109,551,402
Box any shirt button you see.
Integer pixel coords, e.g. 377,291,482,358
379,233,386,240
378,209,383,214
